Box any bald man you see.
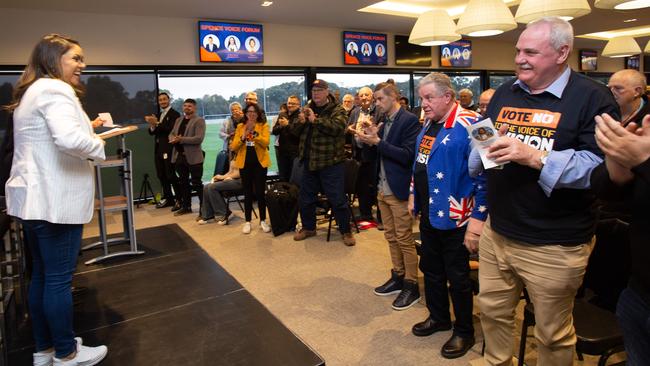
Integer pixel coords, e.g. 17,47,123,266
347,86,383,222
478,88,496,116
608,69,649,127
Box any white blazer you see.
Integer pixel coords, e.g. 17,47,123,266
6,78,106,224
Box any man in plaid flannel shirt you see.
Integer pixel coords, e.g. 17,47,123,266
291,79,356,246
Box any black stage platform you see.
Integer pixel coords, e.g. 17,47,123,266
9,224,325,366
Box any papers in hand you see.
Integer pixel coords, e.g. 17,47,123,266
467,118,506,169
98,113,120,127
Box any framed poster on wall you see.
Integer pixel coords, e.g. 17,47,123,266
440,40,471,68
343,31,387,66
198,21,263,63
625,55,640,70
579,50,598,71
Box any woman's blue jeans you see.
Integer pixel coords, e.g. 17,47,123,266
22,220,82,359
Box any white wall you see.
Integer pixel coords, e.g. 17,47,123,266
0,7,625,72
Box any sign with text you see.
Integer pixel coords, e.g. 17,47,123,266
343,31,387,66
198,21,263,63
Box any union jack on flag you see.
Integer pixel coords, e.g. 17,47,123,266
448,195,475,227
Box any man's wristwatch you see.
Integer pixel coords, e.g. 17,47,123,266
540,150,550,167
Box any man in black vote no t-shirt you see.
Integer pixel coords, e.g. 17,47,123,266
471,17,619,366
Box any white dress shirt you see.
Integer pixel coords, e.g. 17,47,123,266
6,78,106,224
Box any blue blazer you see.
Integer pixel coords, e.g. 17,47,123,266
377,108,422,201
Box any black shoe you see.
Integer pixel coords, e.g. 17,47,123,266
373,270,404,296
441,334,475,359
412,317,452,337
174,207,192,216
156,199,174,209
171,202,182,212
376,222,384,231
392,279,421,310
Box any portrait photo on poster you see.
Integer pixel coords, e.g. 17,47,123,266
225,36,240,52
245,36,260,53
202,35,220,52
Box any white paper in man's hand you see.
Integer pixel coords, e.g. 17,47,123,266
466,118,506,169
98,113,119,127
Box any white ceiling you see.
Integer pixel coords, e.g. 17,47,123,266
1,0,649,50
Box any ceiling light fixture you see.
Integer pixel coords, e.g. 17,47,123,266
515,0,591,23
623,18,638,22
409,9,461,46
261,1,273,7
456,0,518,37
601,36,641,57
594,0,650,10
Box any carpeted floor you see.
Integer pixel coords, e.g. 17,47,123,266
79,198,625,366
9,224,324,366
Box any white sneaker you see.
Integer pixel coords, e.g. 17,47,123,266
197,218,214,225
242,222,251,234
260,221,271,233
33,338,83,366
53,344,108,366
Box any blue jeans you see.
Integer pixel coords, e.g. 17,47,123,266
23,220,82,358
617,286,650,365
299,161,350,234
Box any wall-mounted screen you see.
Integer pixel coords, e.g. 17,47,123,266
343,31,387,66
198,21,263,63
395,35,431,66
579,50,598,71
440,40,472,68
625,55,640,70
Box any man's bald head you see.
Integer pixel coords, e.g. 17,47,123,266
608,69,647,110
479,88,496,115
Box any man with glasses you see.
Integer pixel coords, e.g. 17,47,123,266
293,79,355,246
272,95,302,182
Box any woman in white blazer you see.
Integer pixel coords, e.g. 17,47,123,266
5,34,108,366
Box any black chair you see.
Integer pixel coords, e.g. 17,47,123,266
517,219,629,366
221,188,258,224
324,159,361,241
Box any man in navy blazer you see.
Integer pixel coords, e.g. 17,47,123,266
357,81,422,311
145,92,181,209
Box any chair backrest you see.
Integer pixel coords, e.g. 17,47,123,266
343,159,360,195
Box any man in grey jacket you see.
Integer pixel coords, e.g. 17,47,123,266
170,98,206,216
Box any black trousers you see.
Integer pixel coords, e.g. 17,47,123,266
154,151,178,201
275,149,295,183
175,154,203,210
240,158,267,222
419,213,474,338
355,159,378,218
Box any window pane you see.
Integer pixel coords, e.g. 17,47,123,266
489,73,516,89
315,72,411,103
0,73,20,139
158,74,306,181
413,72,481,107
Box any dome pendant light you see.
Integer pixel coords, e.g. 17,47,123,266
515,0,591,23
456,0,517,37
409,9,461,46
602,36,641,57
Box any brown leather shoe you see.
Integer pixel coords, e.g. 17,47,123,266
343,232,356,246
293,229,316,241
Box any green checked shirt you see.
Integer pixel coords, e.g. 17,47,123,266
291,100,347,171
